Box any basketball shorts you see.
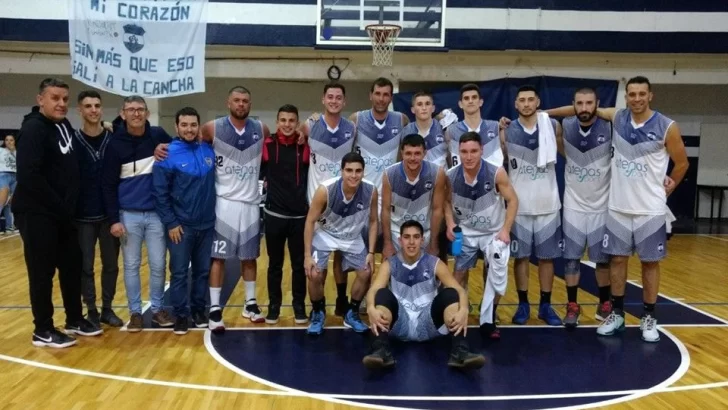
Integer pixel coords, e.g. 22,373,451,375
211,197,261,260
510,212,563,259
380,288,456,342
603,209,667,262
454,232,497,272
312,229,369,273
562,209,609,263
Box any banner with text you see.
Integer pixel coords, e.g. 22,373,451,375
69,0,208,98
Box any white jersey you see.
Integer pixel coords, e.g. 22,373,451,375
212,116,265,203
400,120,448,168
355,110,404,193
562,116,612,213
385,160,439,238
306,116,357,203
447,119,503,169
610,109,673,215
447,160,506,237
0,147,16,173
505,118,561,215
316,177,375,243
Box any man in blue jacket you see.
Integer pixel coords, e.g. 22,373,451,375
152,107,216,334
102,95,173,332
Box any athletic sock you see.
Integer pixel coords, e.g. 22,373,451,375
598,286,611,304
244,281,256,305
517,290,529,304
539,291,552,305
566,286,578,303
612,295,625,314
312,298,325,313
643,302,656,317
209,287,222,311
336,283,347,300
349,299,362,314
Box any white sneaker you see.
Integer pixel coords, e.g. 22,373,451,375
640,314,660,343
596,311,626,336
208,317,225,333
242,303,265,323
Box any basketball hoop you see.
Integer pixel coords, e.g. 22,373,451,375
366,24,401,67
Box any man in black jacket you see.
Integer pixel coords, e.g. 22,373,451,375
12,78,102,348
73,90,123,328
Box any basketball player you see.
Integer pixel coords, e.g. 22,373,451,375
447,83,503,168
545,88,613,328
400,91,448,168
501,85,563,326
381,134,445,258
299,83,357,317
200,86,270,332
362,220,485,370
303,153,377,335
445,132,518,338
568,77,687,342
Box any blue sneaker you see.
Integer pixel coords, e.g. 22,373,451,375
512,303,530,325
344,309,369,333
307,310,325,335
538,303,563,326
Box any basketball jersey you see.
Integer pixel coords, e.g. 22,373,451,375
447,160,506,236
306,116,357,203
447,119,503,169
562,116,612,213
389,252,441,315
400,120,448,168
505,119,561,215
355,110,404,192
610,109,673,215
385,160,439,237
212,117,264,203
317,177,375,243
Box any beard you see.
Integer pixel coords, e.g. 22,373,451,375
577,109,597,122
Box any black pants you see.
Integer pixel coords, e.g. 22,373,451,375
77,220,120,311
16,213,83,333
265,213,306,307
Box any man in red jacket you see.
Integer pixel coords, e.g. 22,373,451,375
260,104,310,324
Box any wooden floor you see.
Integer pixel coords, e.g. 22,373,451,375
1,232,728,409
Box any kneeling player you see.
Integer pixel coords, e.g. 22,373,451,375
304,153,378,335
362,220,485,370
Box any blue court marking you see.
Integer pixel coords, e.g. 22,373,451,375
207,326,688,410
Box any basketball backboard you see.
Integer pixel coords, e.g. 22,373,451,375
317,0,446,48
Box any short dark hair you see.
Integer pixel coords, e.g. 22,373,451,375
574,87,598,99
460,83,481,100
324,82,346,96
370,77,393,93
516,85,539,98
123,95,147,109
77,90,102,104
277,104,299,120
626,76,651,92
400,220,424,236
175,107,200,125
411,91,433,106
39,78,69,94
401,134,426,151
459,131,482,145
228,86,251,96
341,152,365,170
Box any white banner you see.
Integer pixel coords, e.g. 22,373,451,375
68,0,208,98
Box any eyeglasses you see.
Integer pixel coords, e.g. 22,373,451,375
124,107,146,115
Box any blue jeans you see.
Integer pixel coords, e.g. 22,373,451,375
167,225,213,318
120,210,167,314
0,171,16,229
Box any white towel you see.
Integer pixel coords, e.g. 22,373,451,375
480,238,510,325
666,204,676,234
439,109,458,129
536,112,557,168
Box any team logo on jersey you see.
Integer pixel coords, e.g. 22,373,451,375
657,242,664,252
484,181,491,191
205,157,213,167
436,134,444,144
391,127,399,136
344,132,352,139
425,181,433,190
597,135,606,144
356,202,364,210
647,132,657,141
423,270,430,279
487,130,496,139
558,239,565,251
580,140,588,147
253,133,260,141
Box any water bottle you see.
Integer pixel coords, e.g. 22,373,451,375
451,226,463,256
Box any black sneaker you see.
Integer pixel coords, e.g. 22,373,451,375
335,296,348,317
362,338,396,369
265,305,280,324
87,308,101,328
32,328,77,348
293,304,308,324
192,312,208,328
65,318,103,337
447,339,486,370
100,308,124,327
174,317,189,335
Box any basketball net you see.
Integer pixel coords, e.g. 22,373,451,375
366,24,401,67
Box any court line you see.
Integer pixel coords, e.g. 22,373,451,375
627,280,728,325
0,232,19,241
699,234,728,242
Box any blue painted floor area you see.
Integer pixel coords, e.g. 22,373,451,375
210,327,683,410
